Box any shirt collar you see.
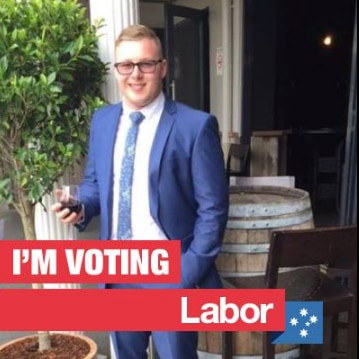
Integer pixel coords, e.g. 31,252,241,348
123,92,165,121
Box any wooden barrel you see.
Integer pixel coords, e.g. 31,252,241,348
217,185,314,280
198,333,300,358
198,186,313,358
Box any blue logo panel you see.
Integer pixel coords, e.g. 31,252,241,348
271,301,323,344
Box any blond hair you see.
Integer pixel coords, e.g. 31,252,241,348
115,24,163,58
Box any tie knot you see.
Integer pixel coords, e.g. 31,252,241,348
129,111,144,125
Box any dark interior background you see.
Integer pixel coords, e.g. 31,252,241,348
241,0,356,215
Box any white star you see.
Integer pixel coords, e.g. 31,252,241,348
310,315,318,324
300,329,309,338
300,308,308,317
305,321,311,327
290,317,299,326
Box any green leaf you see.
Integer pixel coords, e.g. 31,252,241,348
20,177,28,187
40,73,47,84
47,72,56,85
0,0,108,227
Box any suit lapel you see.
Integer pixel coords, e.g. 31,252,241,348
149,99,176,223
102,103,123,230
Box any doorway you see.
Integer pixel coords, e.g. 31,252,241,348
275,0,356,218
241,0,356,224
164,4,210,111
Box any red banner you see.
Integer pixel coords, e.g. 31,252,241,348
0,289,285,331
0,240,180,284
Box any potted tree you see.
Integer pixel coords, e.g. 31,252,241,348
0,0,107,357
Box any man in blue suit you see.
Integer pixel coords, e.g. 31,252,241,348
53,24,228,359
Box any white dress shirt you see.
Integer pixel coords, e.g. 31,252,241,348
111,92,167,240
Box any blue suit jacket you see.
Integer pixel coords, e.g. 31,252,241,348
77,97,229,289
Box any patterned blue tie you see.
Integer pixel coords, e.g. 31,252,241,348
117,111,144,239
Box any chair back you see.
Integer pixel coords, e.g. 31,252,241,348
265,225,357,291
226,143,250,182
262,225,357,359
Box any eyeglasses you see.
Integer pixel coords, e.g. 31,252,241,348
114,60,163,75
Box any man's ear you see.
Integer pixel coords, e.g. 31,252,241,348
161,59,168,79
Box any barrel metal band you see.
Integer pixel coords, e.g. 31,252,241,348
219,267,295,277
227,210,313,229
229,200,311,217
221,243,269,254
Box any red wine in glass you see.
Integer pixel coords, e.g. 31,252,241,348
60,185,82,214
60,199,82,214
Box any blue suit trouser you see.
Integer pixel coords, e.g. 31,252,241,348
107,283,198,359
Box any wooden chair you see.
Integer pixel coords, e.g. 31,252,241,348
226,143,250,184
263,225,357,359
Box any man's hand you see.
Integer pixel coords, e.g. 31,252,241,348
51,189,84,225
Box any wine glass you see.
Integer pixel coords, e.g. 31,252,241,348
59,185,82,214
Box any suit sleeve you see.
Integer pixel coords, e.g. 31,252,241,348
76,112,101,231
181,115,229,287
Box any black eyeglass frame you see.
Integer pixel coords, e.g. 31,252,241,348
114,60,163,75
